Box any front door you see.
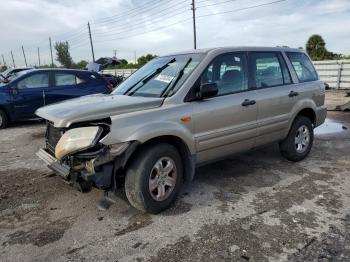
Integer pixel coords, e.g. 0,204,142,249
11,72,48,119
192,53,258,163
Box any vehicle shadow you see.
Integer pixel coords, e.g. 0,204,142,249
7,120,45,129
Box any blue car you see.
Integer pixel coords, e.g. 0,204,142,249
0,69,112,128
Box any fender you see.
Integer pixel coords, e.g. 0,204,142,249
283,98,317,138
0,87,14,121
100,120,196,155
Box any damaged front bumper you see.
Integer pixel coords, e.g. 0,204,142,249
36,141,138,190
36,148,71,179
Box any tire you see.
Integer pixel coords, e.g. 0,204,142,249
0,109,8,129
125,143,183,214
280,116,314,162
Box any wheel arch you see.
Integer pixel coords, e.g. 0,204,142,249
295,108,316,126
124,135,196,182
0,105,11,122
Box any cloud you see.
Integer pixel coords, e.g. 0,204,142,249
1,0,349,67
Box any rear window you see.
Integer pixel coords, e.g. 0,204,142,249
286,52,318,82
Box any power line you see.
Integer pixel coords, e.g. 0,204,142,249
93,0,287,44
92,9,189,39
94,16,193,43
197,0,287,18
92,1,189,36
94,0,170,25
197,0,238,9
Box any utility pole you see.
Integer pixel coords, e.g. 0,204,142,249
134,51,137,64
10,51,15,68
191,0,197,49
49,37,54,67
113,49,117,57
21,45,28,67
87,22,95,62
37,47,41,67
1,54,6,67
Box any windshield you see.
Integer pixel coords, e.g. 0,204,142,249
0,70,29,87
0,68,12,77
0,75,5,86
7,70,29,82
112,53,204,97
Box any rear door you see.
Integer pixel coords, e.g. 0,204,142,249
11,72,48,119
192,52,259,163
285,52,321,106
248,52,296,146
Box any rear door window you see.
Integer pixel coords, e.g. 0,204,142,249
250,52,287,88
55,73,76,86
17,73,49,89
286,52,318,82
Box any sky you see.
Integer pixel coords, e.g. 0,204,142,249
1,0,350,67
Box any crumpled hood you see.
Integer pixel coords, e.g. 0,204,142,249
35,94,163,127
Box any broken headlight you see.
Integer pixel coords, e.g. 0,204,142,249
55,126,103,160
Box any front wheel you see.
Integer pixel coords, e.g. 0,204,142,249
279,116,314,162
125,143,183,214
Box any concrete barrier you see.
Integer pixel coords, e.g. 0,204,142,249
314,60,350,89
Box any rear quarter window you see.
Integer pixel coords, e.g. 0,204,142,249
286,52,318,82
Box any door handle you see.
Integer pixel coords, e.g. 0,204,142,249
241,99,256,107
42,90,46,105
289,91,299,97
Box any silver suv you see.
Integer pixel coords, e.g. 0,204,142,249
36,47,327,213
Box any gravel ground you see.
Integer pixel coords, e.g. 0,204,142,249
0,112,349,262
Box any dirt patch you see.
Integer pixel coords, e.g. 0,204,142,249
288,214,350,261
253,170,342,214
162,200,192,216
0,168,65,212
31,130,46,139
115,213,153,236
3,217,74,247
149,208,331,262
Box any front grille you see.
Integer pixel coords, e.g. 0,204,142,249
46,122,63,155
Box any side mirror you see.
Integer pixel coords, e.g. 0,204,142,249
197,83,218,100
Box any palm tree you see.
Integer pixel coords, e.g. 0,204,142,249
306,35,328,61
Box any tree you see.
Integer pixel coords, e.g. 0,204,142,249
72,60,88,69
137,54,157,67
54,41,73,68
0,66,7,72
306,35,340,61
119,59,128,65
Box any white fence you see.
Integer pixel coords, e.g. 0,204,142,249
313,60,350,89
102,69,137,79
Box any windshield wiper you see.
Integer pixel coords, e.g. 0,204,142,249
161,58,192,98
124,58,175,96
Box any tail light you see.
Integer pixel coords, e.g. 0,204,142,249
106,83,114,92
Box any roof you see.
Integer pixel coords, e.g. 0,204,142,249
164,46,304,56
24,68,90,74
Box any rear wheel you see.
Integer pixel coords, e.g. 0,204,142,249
125,143,183,214
0,109,8,129
280,116,314,162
